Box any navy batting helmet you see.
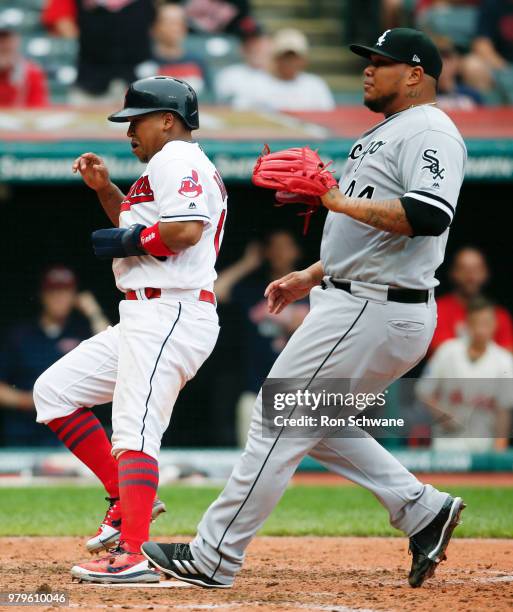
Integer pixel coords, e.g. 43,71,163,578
108,76,199,130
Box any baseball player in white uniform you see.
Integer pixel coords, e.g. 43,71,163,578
142,29,467,589
32,77,227,583
416,297,513,453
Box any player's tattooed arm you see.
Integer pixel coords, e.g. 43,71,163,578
321,189,413,236
73,152,124,226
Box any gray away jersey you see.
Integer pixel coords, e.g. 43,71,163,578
320,104,467,290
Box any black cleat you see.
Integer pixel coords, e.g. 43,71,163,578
141,542,231,589
408,495,466,588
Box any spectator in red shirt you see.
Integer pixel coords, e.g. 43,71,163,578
42,0,78,38
430,247,513,354
0,23,49,107
183,0,256,38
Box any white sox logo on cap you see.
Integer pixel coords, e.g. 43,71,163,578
376,30,391,47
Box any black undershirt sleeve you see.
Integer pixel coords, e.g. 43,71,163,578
400,196,451,237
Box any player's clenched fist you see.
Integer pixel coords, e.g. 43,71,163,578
72,152,111,192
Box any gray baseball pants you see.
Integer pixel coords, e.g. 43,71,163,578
190,281,449,585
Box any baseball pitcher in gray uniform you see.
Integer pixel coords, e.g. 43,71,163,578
143,29,467,589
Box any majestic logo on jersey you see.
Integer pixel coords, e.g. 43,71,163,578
120,175,154,212
188,202,197,209
376,30,391,46
422,149,445,180
349,140,387,172
178,169,203,198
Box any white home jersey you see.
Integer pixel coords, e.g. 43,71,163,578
113,140,228,293
321,104,467,289
416,338,513,440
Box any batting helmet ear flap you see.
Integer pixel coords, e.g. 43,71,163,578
108,76,200,130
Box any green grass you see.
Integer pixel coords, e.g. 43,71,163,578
0,485,512,538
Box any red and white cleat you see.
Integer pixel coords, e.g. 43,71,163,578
86,497,122,553
71,545,160,584
86,497,167,553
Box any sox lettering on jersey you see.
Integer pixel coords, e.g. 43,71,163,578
422,149,445,180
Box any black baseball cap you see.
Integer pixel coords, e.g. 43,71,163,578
350,28,443,80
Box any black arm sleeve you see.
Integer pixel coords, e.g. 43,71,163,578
400,196,451,237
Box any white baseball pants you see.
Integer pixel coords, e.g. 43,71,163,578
34,296,219,460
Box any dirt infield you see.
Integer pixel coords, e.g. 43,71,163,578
1,537,512,611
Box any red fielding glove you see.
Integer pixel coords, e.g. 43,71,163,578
252,145,338,197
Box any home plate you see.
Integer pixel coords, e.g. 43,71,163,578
86,580,191,588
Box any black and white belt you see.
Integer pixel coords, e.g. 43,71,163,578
322,278,429,304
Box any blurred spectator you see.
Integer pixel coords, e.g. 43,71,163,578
42,0,156,104
416,0,480,51
383,0,404,29
225,29,335,111
183,0,256,37
0,266,110,446
462,0,513,103
383,0,417,29
215,23,271,104
145,2,211,96
430,247,513,354
416,297,513,452
215,231,309,444
0,21,49,107
435,36,483,109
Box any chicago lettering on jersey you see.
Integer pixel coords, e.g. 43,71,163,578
349,140,387,172
121,175,154,212
178,169,203,197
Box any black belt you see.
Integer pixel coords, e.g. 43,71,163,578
324,279,429,304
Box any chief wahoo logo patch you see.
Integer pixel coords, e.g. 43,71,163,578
178,169,203,198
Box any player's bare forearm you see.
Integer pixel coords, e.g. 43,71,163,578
321,188,413,236
305,260,324,286
0,382,34,411
96,183,124,227
159,220,203,252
